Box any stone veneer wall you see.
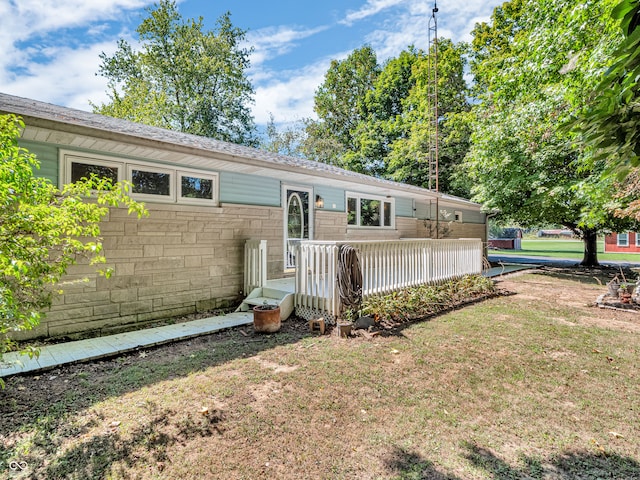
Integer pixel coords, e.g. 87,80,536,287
24,203,285,340
22,208,486,340
418,219,487,242
314,212,485,242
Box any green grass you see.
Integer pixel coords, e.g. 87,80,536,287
1,273,639,479
493,238,640,262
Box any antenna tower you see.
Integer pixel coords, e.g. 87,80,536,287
427,1,439,191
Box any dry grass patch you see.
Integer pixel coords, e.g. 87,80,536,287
1,271,639,479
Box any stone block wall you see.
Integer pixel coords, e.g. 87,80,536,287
25,203,284,340
21,207,486,340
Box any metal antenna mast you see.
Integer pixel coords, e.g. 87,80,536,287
427,1,439,191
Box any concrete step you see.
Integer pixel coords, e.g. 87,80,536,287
244,296,281,307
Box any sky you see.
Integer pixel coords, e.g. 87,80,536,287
0,0,503,129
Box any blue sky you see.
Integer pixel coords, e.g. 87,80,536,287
0,0,502,128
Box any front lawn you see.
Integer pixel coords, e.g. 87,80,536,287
493,238,640,263
1,271,639,479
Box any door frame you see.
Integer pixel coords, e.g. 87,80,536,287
282,184,314,271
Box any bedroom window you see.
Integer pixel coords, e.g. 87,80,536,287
346,192,394,228
63,154,123,185
129,165,173,198
179,171,216,203
61,151,218,206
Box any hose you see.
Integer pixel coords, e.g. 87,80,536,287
337,244,363,315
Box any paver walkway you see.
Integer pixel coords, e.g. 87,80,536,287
0,264,537,378
0,312,253,378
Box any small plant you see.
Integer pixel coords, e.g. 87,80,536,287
254,300,278,311
361,275,496,324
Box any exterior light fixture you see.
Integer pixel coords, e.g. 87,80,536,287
315,195,324,209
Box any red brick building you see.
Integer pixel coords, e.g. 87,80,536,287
604,232,640,253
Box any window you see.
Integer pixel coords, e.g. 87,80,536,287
454,211,463,223
347,197,357,225
130,165,173,198
178,171,216,203
636,233,640,247
61,151,218,206
618,232,629,247
346,192,394,228
63,154,123,185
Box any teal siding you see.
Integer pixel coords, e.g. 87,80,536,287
19,140,58,184
219,172,281,206
315,185,345,212
415,201,431,220
395,197,414,218
457,208,485,224
440,206,485,224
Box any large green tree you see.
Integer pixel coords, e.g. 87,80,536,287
575,0,640,176
305,46,380,168
0,115,145,373
93,0,257,146
384,40,470,195
464,0,633,266
306,42,471,193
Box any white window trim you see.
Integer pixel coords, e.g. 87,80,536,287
346,191,395,229
618,232,629,247
60,150,219,206
454,210,463,223
177,169,218,206
60,151,124,187
128,163,175,202
635,232,640,247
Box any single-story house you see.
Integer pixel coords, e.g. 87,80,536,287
604,232,640,253
0,92,487,339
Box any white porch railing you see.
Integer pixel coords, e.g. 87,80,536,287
244,239,267,294
294,238,483,322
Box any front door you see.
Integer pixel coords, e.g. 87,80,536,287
284,186,312,269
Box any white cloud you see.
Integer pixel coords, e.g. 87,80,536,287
341,0,406,26
1,41,120,111
252,61,332,125
0,0,503,127
5,0,152,39
0,0,156,111
247,24,328,67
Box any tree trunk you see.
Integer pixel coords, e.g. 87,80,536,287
580,229,599,266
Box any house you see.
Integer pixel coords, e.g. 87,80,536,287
604,232,640,253
0,93,487,339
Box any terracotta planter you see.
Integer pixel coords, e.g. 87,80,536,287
253,305,281,333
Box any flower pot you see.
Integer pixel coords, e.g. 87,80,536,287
607,281,620,297
336,322,352,338
253,305,281,333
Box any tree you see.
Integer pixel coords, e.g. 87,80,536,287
573,0,640,176
0,115,145,375
93,0,257,146
261,114,306,157
307,46,380,167
348,47,422,177
463,0,632,266
384,40,471,195
308,42,472,193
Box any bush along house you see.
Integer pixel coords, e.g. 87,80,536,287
1,92,487,339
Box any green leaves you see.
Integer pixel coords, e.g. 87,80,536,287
573,0,640,176
93,1,257,146
463,0,635,265
0,114,147,364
